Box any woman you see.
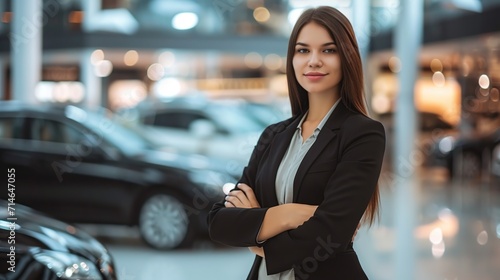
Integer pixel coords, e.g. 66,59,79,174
208,6,385,280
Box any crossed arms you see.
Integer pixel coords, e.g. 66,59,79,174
224,183,319,257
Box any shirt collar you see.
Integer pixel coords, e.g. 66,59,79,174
297,98,342,132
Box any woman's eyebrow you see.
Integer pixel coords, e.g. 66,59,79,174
295,42,336,46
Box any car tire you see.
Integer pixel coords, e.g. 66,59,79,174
139,193,195,250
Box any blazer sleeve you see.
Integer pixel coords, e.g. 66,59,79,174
262,116,386,274
207,122,283,247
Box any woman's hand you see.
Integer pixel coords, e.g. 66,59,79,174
248,246,265,258
224,183,260,209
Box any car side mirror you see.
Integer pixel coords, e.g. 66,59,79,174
189,119,216,138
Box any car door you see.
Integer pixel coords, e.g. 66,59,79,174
143,110,210,155
4,114,142,224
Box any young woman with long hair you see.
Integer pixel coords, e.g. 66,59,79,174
208,6,385,279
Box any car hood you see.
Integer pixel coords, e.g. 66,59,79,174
0,201,110,264
138,149,242,179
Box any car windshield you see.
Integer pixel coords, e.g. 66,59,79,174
65,106,152,157
207,104,266,134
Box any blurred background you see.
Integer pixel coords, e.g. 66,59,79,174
0,0,499,279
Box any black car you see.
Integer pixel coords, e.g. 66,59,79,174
0,200,117,280
0,102,230,249
432,129,500,179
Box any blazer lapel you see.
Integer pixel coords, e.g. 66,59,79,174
264,114,303,205
293,101,352,201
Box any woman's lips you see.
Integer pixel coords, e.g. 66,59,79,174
304,72,328,81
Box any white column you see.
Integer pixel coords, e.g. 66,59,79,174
351,0,371,112
80,0,103,108
393,0,423,279
352,0,370,66
11,0,42,103
82,0,101,32
80,49,102,108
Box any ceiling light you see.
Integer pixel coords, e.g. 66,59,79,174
172,12,198,30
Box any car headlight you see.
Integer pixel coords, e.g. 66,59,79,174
32,250,103,280
438,136,456,154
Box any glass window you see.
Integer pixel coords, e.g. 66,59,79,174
153,111,209,130
63,124,87,144
0,117,24,139
29,119,86,144
207,105,265,134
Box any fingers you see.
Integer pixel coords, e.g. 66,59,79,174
225,190,252,208
237,183,260,208
223,183,260,209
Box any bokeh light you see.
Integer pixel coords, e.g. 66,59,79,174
430,58,443,72
147,63,165,81
159,51,176,67
478,74,490,89
491,88,499,102
254,7,271,23
94,60,113,77
429,228,443,245
388,56,401,73
90,49,104,65
124,50,139,66
264,54,282,71
432,71,446,87
172,12,199,30
477,231,488,245
244,52,263,69
432,241,445,258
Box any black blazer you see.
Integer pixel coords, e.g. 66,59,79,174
208,101,385,280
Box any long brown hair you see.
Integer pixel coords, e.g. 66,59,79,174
286,6,379,226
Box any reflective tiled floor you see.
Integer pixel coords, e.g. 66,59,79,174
358,167,500,280
99,167,500,280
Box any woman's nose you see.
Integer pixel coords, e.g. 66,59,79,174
308,52,322,68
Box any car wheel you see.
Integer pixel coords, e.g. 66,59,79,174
139,193,194,249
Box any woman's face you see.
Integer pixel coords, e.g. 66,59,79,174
292,22,342,97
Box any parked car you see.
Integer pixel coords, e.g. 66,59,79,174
120,96,282,176
0,199,117,280
378,111,457,167
0,102,231,249
432,128,500,179
239,100,290,128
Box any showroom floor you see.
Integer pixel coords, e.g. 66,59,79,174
93,168,500,280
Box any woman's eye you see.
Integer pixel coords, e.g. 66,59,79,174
296,49,309,53
324,49,337,53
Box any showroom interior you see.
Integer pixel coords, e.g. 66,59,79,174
1,0,499,279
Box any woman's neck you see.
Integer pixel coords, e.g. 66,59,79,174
306,93,340,122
